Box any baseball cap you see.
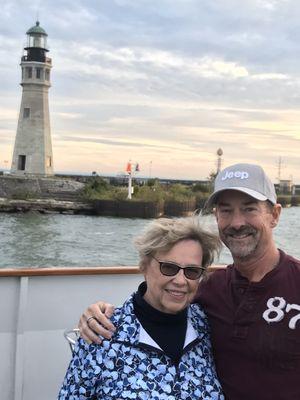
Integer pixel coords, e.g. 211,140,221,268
206,163,277,208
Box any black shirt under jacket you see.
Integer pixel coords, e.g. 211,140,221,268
133,282,187,365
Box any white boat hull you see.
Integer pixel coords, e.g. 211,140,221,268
1,268,143,400
1,264,223,400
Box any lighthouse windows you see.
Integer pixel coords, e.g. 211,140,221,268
45,69,50,81
23,108,30,119
36,67,43,79
33,36,42,48
26,67,32,79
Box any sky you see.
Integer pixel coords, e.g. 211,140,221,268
0,0,300,181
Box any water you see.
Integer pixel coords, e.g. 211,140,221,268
0,208,299,268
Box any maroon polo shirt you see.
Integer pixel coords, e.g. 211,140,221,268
195,250,300,400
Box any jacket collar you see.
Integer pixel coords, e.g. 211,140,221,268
113,295,208,347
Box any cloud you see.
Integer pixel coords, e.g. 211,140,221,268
1,0,300,181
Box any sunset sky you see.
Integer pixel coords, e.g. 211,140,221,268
1,0,300,181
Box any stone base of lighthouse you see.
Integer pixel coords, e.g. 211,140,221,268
11,83,53,176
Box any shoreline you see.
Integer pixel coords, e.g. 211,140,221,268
0,197,94,214
0,195,298,216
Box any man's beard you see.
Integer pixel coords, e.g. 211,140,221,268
220,226,259,260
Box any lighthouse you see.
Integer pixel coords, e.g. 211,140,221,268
11,21,54,175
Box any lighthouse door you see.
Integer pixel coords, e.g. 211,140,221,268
18,155,26,171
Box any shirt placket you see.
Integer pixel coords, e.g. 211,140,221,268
231,283,264,339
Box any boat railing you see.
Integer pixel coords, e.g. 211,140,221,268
0,264,225,277
64,328,80,353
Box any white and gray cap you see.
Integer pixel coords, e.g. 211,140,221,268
206,163,277,208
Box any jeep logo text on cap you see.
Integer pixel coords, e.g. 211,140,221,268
221,171,249,180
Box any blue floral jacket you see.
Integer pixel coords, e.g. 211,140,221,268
58,295,224,400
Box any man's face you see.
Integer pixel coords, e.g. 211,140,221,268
215,190,281,261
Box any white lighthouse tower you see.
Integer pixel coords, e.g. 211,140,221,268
11,21,54,175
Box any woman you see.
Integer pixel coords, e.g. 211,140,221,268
58,217,224,399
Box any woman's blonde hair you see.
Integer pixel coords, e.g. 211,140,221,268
134,217,221,272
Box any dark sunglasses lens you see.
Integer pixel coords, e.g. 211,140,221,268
160,262,203,280
160,262,179,276
184,267,203,280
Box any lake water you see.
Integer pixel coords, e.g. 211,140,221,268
0,207,299,268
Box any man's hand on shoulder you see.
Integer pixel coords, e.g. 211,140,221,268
78,301,116,344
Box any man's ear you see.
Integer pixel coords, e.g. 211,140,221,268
213,207,218,219
271,203,282,227
214,207,221,225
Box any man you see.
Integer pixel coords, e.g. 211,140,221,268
79,163,300,400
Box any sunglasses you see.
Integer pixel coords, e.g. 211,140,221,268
152,255,205,280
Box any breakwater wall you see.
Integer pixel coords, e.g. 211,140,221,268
0,175,90,214
0,175,84,201
0,175,299,217
95,198,198,218
277,195,300,207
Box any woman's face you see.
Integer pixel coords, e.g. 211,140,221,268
143,239,203,314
